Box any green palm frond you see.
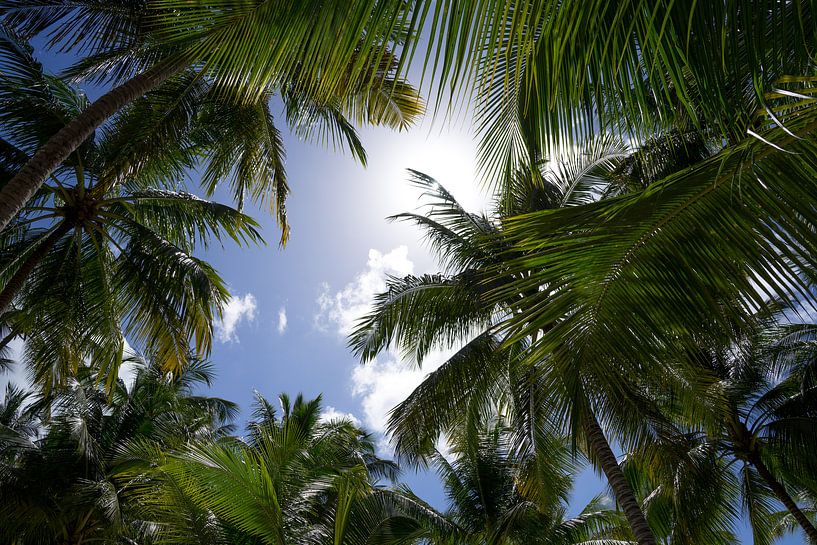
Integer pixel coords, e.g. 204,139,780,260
543,134,629,208
350,273,493,365
491,108,817,400
386,332,510,461
452,1,817,177
129,392,411,545
284,90,369,166
97,70,208,188
343,77,425,131
146,0,408,104
389,171,498,273
0,24,91,163
114,226,229,373
0,0,146,55
109,189,264,249
740,464,778,545
196,95,290,243
622,434,742,544
100,58,422,244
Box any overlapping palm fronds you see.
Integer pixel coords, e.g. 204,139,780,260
0,29,263,390
0,351,237,545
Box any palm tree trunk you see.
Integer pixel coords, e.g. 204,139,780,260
0,222,72,313
583,412,656,545
0,327,18,350
0,58,187,232
750,453,817,544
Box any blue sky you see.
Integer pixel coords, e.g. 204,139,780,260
1,35,805,545
198,116,490,506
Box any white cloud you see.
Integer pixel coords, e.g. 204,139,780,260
320,406,361,427
350,348,453,445
351,353,437,433
315,246,414,336
277,307,288,335
316,246,463,454
117,338,139,390
353,351,457,455
215,293,257,343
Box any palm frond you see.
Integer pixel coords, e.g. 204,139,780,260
491,108,817,405
349,273,493,365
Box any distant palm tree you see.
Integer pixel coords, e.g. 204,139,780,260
389,417,629,545
612,314,817,545
0,28,264,390
0,351,237,545
691,321,817,543
620,429,743,545
126,392,423,545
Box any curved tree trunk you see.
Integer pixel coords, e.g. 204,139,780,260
0,222,72,313
583,412,656,545
750,453,817,544
0,327,17,350
0,59,186,232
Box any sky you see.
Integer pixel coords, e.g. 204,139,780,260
195,113,521,507
0,34,805,545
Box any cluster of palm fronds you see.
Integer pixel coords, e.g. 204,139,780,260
352,151,817,543
343,2,817,543
1,1,817,544
0,353,634,545
0,9,424,394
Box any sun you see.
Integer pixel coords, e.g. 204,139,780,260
363,122,492,216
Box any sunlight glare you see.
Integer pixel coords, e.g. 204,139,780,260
366,127,492,215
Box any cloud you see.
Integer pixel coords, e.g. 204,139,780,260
315,246,413,336
316,247,462,454
117,338,140,390
351,349,449,438
215,293,257,343
277,307,288,335
320,406,361,427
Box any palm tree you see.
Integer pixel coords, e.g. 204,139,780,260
619,429,743,545
123,392,422,545
0,350,237,545
612,313,817,545
350,141,675,545
691,321,817,543
461,52,817,541
0,28,264,390
475,24,817,537
475,20,817,544
0,0,427,232
404,418,630,545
